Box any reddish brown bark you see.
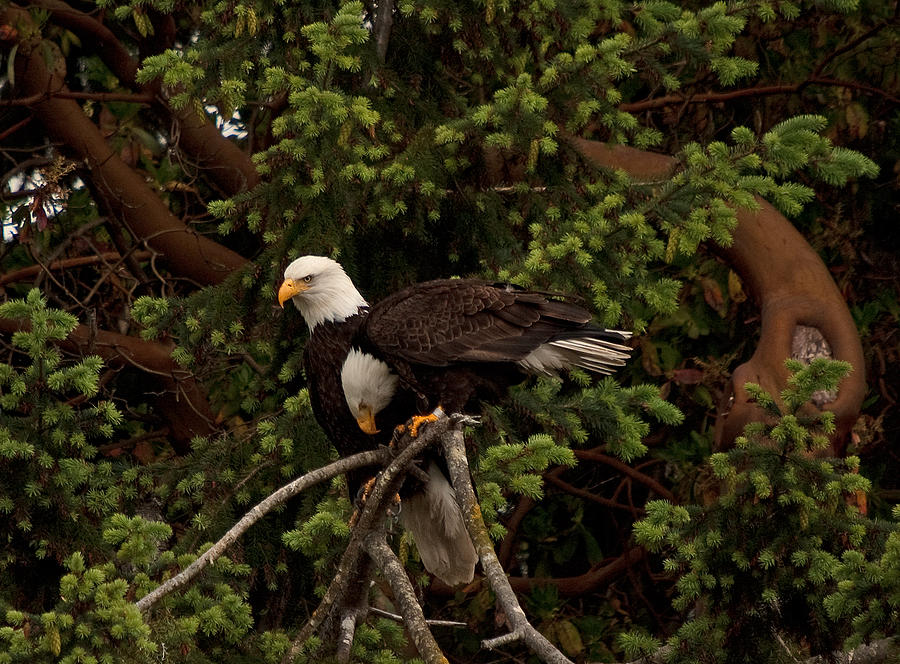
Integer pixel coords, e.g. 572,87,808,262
31,0,261,198
0,317,217,452
2,6,247,286
565,138,865,454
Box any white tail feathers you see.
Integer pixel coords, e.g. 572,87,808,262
518,332,632,376
399,463,477,586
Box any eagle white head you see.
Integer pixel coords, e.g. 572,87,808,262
278,255,369,330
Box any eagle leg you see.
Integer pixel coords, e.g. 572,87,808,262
349,475,401,527
348,476,378,528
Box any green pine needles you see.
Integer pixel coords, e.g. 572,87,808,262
626,359,896,663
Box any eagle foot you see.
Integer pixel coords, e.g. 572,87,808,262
349,476,379,527
390,423,407,447
408,413,439,438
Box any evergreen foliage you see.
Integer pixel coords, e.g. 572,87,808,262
628,359,898,662
0,0,895,661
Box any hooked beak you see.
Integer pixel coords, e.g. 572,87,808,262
356,404,379,435
278,279,307,308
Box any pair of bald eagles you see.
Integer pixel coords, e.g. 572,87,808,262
278,256,632,586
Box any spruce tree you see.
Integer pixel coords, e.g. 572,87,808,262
0,0,895,662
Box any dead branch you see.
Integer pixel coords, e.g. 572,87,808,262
0,251,153,286
282,417,452,663
440,419,573,664
134,448,389,613
364,533,448,664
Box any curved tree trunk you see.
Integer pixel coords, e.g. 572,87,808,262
560,139,865,454
3,6,247,286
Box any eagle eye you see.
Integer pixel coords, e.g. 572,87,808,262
303,275,313,283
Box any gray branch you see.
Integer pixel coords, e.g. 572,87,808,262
282,417,451,663
364,532,448,664
440,420,574,664
135,448,388,613
374,0,394,63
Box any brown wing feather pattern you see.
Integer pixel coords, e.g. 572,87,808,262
363,279,596,367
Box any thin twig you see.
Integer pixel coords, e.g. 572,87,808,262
543,473,645,514
368,606,467,628
574,449,676,503
134,448,388,612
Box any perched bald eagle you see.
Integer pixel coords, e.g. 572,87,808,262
278,255,632,585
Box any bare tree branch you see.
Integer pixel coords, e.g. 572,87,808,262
282,419,451,663
135,448,389,613
364,532,449,664
440,419,573,664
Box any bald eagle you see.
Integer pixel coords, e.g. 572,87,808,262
278,255,632,585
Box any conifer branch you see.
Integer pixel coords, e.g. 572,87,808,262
135,448,389,613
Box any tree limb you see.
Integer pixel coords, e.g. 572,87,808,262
363,533,449,664
135,448,389,613
1,6,247,286
0,316,217,451
282,418,452,663
33,0,261,198
440,420,574,664
0,251,153,286
564,137,865,455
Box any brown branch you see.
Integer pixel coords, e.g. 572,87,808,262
497,495,537,569
620,77,900,113
543,472,646,514
2,18,246,286
35,0,261,198
0,90,156,106
620,84,802,112
506,547,645,596
0,251,152,286
573,449,676,503
135,448,390,613
563,137,865,455
0,316,217,451
0,115,32,141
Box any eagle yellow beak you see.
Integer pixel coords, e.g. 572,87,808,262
356,404,379,435
278,279,307,308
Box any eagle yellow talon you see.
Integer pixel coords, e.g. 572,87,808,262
409,411,440,438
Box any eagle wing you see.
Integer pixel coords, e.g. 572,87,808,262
363,279,592,367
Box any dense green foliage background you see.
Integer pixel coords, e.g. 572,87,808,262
0,0,898,662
